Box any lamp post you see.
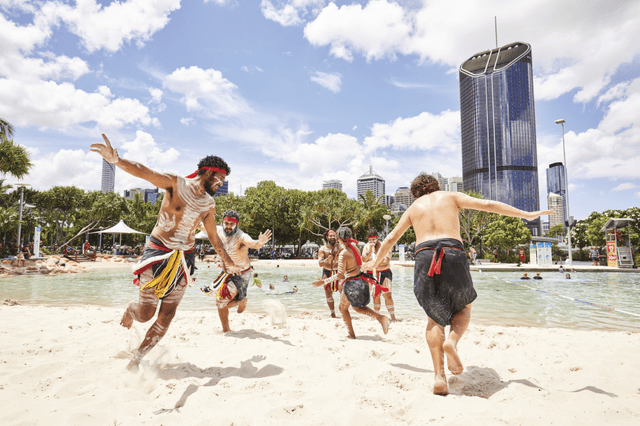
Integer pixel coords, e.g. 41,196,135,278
555,119,572,266
14,183,30,254
383,214,392,239
99,227,104,253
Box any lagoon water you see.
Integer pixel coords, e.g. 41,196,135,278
2,263,639,332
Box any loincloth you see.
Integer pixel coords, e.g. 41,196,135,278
366,268,393,292
132,236,195,300
413,238,477,326
202,268,253,308
343,272,388,308
322,269,340,292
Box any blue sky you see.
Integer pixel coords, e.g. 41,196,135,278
2,0,640,220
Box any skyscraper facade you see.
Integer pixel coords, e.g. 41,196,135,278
459,41,541,235
547,192,565,230
322,179,343,191
357,166,385,200
546,162,567,223
101,159,115,193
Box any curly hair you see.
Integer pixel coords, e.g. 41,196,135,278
410,173,440,198
367,229,378,238
222,209,240,222
337,226,352,241
197,155,231,176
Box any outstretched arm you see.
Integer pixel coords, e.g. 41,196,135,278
455,192,554,221
243,229,272,249
90,134,174,189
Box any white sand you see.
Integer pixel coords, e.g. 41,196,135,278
1,303,638,426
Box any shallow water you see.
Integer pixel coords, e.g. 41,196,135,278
2,264,639,332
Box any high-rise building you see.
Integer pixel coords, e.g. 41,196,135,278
547,192,565,230
357,166,385,200
101,159,115,193
124,188,160,205
459,41,541,235
381,195,394,206
546,162,567,222
393,187,413,209
215,180,229,197
448,176,464,192
322,179,343,191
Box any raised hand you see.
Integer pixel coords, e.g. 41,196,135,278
90,133,120,164
258,229,272,245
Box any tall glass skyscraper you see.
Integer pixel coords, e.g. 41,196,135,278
459,41,541,235
101,159,115,193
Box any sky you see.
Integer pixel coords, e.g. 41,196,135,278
1,0,640,220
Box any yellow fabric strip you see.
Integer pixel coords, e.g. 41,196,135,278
140,250,183,299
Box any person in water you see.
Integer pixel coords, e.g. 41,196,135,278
312,227,390,339
533,272,543,280
362,172,552,395
91,133,240,371
521,273,531,280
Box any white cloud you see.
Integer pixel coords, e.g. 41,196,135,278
635,192,640,199
261,0,326,27
612,183,638,191
120,130,179,167
28,148,102,191
363,110,460,153
149,88,163,103
255,66,264,72
310,71,341,93
41,0,182,53
162,66,251,118
241,66,249,72
301,0,640,103
180,117,196,126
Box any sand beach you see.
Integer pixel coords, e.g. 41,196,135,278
1,258,639,425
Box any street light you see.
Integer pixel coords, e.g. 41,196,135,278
555,119,572,266
14,183,30,254
383,214,392,239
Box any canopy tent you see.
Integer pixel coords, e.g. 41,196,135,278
92,220,145,246
301,241,319,249
194,225,222,240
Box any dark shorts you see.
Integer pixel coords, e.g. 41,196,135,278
414,239,477,326
323,269,339,292
230,269,253,300
343,274,372,308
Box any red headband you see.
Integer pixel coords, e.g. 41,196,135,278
185,166,228,179
223,217,239,224
345,238,363,266
327,230,336,236
368,236,378,239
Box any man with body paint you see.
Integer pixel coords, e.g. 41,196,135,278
362,172,553,396
203,209,271,332
91,134,241,371
362,229,397,321
317,229,341,317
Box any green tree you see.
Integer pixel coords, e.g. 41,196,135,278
301,188,360,239
458,191,497,253
546,224,565,238
483,216,532,260
0,118,14,139
354,190,388,240
0,139,32,179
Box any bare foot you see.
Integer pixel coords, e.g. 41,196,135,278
120,302,135,329
237,298,248,314
379,316,390,334
330,312,337,318
443,339,464,375
433,374,448,396
125,360,139,372
347,333,356,339
222,326,232,333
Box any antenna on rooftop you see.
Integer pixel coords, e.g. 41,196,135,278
494,16,498,48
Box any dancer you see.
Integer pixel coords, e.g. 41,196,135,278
312,227,389,339
91,134,240,371
362,229,397,321
362,172,553,395
317,229,341,317
202,209,271,332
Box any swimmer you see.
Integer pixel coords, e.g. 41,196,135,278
566,273,571,279
92,133,240,371
362,172,552,395
520,273,530,280
252,273,262,288
312,227,389,339
533,272,543,280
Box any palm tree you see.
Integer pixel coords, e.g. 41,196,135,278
0,118,31,179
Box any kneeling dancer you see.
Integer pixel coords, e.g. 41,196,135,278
312,227,389,339
91,134,240,371
363,173,552,395
202,209,271,332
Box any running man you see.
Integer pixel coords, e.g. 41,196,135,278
202,209,271,332
318,229,341,317
91,134,240,371
362,229,397,321
312,227,389,339
362,172,552,395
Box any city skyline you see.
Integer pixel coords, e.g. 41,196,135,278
2,1,639,220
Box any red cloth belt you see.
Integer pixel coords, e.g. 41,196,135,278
415,244,463,277
345,273,389,299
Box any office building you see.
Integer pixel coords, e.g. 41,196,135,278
101,159,115,193
381,195,394,206
459,41,541,235
448,176,463,192
547,192,565,229
393,187,413,209
322,179,343,191
546,162,567,222
124,188,159,205
357,166,385,200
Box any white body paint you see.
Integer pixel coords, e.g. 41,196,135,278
217,226,253,270
158,212,176,232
